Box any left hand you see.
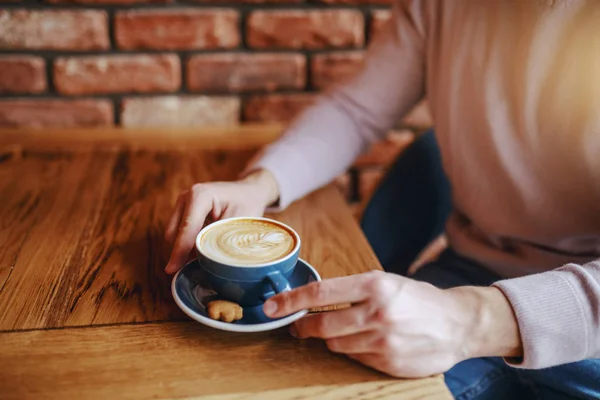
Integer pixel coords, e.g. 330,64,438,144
263,270,522,378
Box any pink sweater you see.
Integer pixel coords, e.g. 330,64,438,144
250,0,600,369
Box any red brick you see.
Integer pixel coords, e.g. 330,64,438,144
54,55,180,96
0,99,113,128
192,0,301,2
247,10,364,49
115,9,239,50
401,100,433,129
311,51,365,90
0,56,46,94
0,10,109,50
187,53,305,93
243,94,316,123
121,96,240,127
48,0,169,3
354,129,414,168
317,0,392,3
371,10,392,39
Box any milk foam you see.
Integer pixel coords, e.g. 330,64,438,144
200,220,296,266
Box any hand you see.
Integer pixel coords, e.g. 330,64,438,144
164,169,279,274
263,270,522,378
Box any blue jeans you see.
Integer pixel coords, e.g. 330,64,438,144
360,131,600,400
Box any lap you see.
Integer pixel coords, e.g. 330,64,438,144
413,251,600,400
361,133,599,398
445,357,529,400
518,359,600,400
445,357,600,400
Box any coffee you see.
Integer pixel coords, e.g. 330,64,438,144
200,219,296,266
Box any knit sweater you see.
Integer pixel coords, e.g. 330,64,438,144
250,0,600,369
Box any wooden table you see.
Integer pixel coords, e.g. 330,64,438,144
0,127,451,400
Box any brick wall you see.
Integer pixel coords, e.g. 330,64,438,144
0,0,432,207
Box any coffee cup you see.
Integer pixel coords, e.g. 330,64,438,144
195,217,301,307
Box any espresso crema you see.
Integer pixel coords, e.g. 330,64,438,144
200,219,296,266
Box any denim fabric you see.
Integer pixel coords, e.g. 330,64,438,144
413,252,600,400
361,131,600,400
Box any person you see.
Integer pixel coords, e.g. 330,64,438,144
164,1,600,398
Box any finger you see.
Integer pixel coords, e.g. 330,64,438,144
165,193,187,244
347,353,393,375
220,204,236,220
326,331,382,354
264,272,381,318
293,303,373,339
221,204,262,220
165,192,212,274
210,198,226,222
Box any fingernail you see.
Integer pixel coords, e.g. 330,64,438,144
164,263,173,274
289,325,298,338
263,300,277,316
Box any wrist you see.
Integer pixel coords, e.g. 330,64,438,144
450,286,523,360
241,169,280,208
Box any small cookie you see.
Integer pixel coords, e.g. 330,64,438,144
207,300,243,323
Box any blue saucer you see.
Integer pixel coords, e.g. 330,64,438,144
171,258,321,333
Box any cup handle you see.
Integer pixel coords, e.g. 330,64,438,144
261,271,292,301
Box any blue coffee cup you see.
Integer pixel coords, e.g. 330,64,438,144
195,217,301,307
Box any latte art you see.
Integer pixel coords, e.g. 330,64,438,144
200,220,296,266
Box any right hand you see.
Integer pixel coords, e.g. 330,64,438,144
164,169,280,274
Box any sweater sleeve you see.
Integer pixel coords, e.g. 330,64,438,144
493,260,600,369
246,0,428,209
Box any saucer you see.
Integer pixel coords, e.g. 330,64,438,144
171,258,321,333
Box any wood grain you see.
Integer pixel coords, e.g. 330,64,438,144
0,149,240,330
192,382,450,400
0,126,284,153
0,128,452,400
271,183,381,279
0,141,379,331
0,322,451,400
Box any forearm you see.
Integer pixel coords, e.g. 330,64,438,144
493,261,600,368
449,259,600,369
246,1,427,209
248,95,377,209
450,286,523,360
240,168,280,209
